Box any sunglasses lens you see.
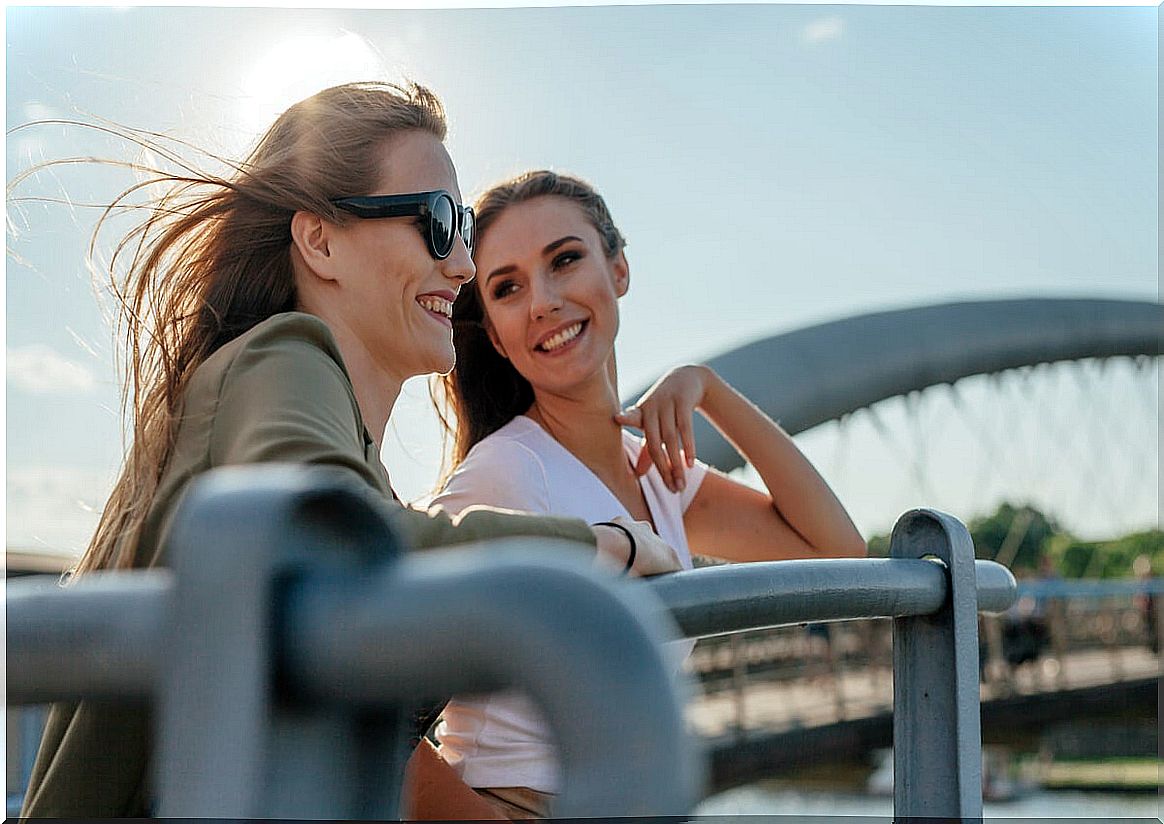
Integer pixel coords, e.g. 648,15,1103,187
462,208,475,257
429,194,456,258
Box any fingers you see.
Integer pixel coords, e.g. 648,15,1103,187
658,405,685,492
678,414,696,469
634,446,653,478
640,408,672,490
611,516,681,576
626,401,690,492
613,406,643,430
619,405,675,481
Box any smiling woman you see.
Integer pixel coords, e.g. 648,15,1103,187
14,83,674,819
429,169,866,816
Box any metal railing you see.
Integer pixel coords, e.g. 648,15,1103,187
979,577,1164,694
8,466,699,818
7,465,1017,819
648,508,1016,818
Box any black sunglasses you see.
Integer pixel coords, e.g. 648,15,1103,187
331,190,475,260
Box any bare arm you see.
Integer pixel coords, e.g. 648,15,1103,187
617,365,866,562
402,740,509,820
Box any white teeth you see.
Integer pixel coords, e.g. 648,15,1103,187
539,322,583,351
417,296,453,318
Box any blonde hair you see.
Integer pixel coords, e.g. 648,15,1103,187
15,82,447,574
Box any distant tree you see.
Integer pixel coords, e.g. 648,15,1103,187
867,533,890,557
1047,530,1164,579
967,503,1060,573
863,503,1160,579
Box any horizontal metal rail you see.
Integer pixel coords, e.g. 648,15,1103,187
4,467,1010,821
7,556,698,818
7,466,702,818
648,557,1016,639
1015,578,1164,598
8,571,170,703
8,557,1017,704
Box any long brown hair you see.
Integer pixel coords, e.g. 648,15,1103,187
433,170,626,483
12,82,447,574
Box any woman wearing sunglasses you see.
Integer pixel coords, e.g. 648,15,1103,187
17,85,679,820
430,169,867,818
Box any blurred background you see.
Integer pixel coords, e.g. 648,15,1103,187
6,2,1159,817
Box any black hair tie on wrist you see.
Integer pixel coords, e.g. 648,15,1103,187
595,521,636,574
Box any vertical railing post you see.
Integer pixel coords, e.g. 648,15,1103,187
730,633,747,740
891,508,984,820
157,465,409,819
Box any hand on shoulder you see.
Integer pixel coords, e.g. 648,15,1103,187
614,364,716,494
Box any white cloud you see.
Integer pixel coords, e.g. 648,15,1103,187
6,466,113,555
7,344,97,394
21,101,59,122
803,16,844,44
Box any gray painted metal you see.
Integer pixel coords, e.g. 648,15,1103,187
6,476,1005,819
6,465,699,819
283,545,702,817
6,558,1017,702
647,558,1015,639
156,464,412,819
6,570,169,702
630,298,1163,471
891,508,984,819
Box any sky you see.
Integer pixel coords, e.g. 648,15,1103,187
5,3,1159,556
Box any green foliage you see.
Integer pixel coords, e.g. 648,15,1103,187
967,503,1059,573
866,533,890,558
863,503,1162,579
1046,530,1164,579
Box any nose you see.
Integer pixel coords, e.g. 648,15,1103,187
441,235,476,284
528,274,563,320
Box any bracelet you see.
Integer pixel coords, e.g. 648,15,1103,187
595,521,636,574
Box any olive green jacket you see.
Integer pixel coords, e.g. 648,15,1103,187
20,312,595,817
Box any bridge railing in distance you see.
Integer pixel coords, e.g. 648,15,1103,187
980,577,1164,693
7,465,701,819
647,508,1018,821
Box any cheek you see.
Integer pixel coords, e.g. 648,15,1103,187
484,315,513,358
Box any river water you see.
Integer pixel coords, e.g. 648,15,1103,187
693,782,1162,820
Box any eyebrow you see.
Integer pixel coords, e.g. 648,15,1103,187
484,235,584,285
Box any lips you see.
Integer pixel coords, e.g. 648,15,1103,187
417,292,455,327
535,320,587,352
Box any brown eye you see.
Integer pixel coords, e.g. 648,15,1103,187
552,250,582,270
491,280,518,300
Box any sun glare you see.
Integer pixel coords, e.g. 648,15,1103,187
237,32,388,137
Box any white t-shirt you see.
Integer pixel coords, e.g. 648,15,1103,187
430,415,708,793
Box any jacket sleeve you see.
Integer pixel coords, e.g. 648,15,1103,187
392,503,595,550
210,324,385,488
210,321,595,551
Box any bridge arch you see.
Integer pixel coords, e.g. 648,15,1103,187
660,298,1162,472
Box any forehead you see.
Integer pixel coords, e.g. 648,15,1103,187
477,197,598,263
373,130,461,200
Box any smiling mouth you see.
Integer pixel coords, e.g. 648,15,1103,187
536,321,586,352
417,295,453,326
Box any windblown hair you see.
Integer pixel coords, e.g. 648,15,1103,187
433,170,626,483
16,82,446,575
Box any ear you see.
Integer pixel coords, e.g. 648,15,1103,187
611,250,630,297
290,211,339,282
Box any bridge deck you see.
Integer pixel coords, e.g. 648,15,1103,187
686,646,1161,739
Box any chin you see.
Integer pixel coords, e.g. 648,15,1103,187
430,349,456,376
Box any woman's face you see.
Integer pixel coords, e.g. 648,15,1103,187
475,196,628,396
326,130,475,381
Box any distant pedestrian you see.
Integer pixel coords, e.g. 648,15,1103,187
1133,554,1158,654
